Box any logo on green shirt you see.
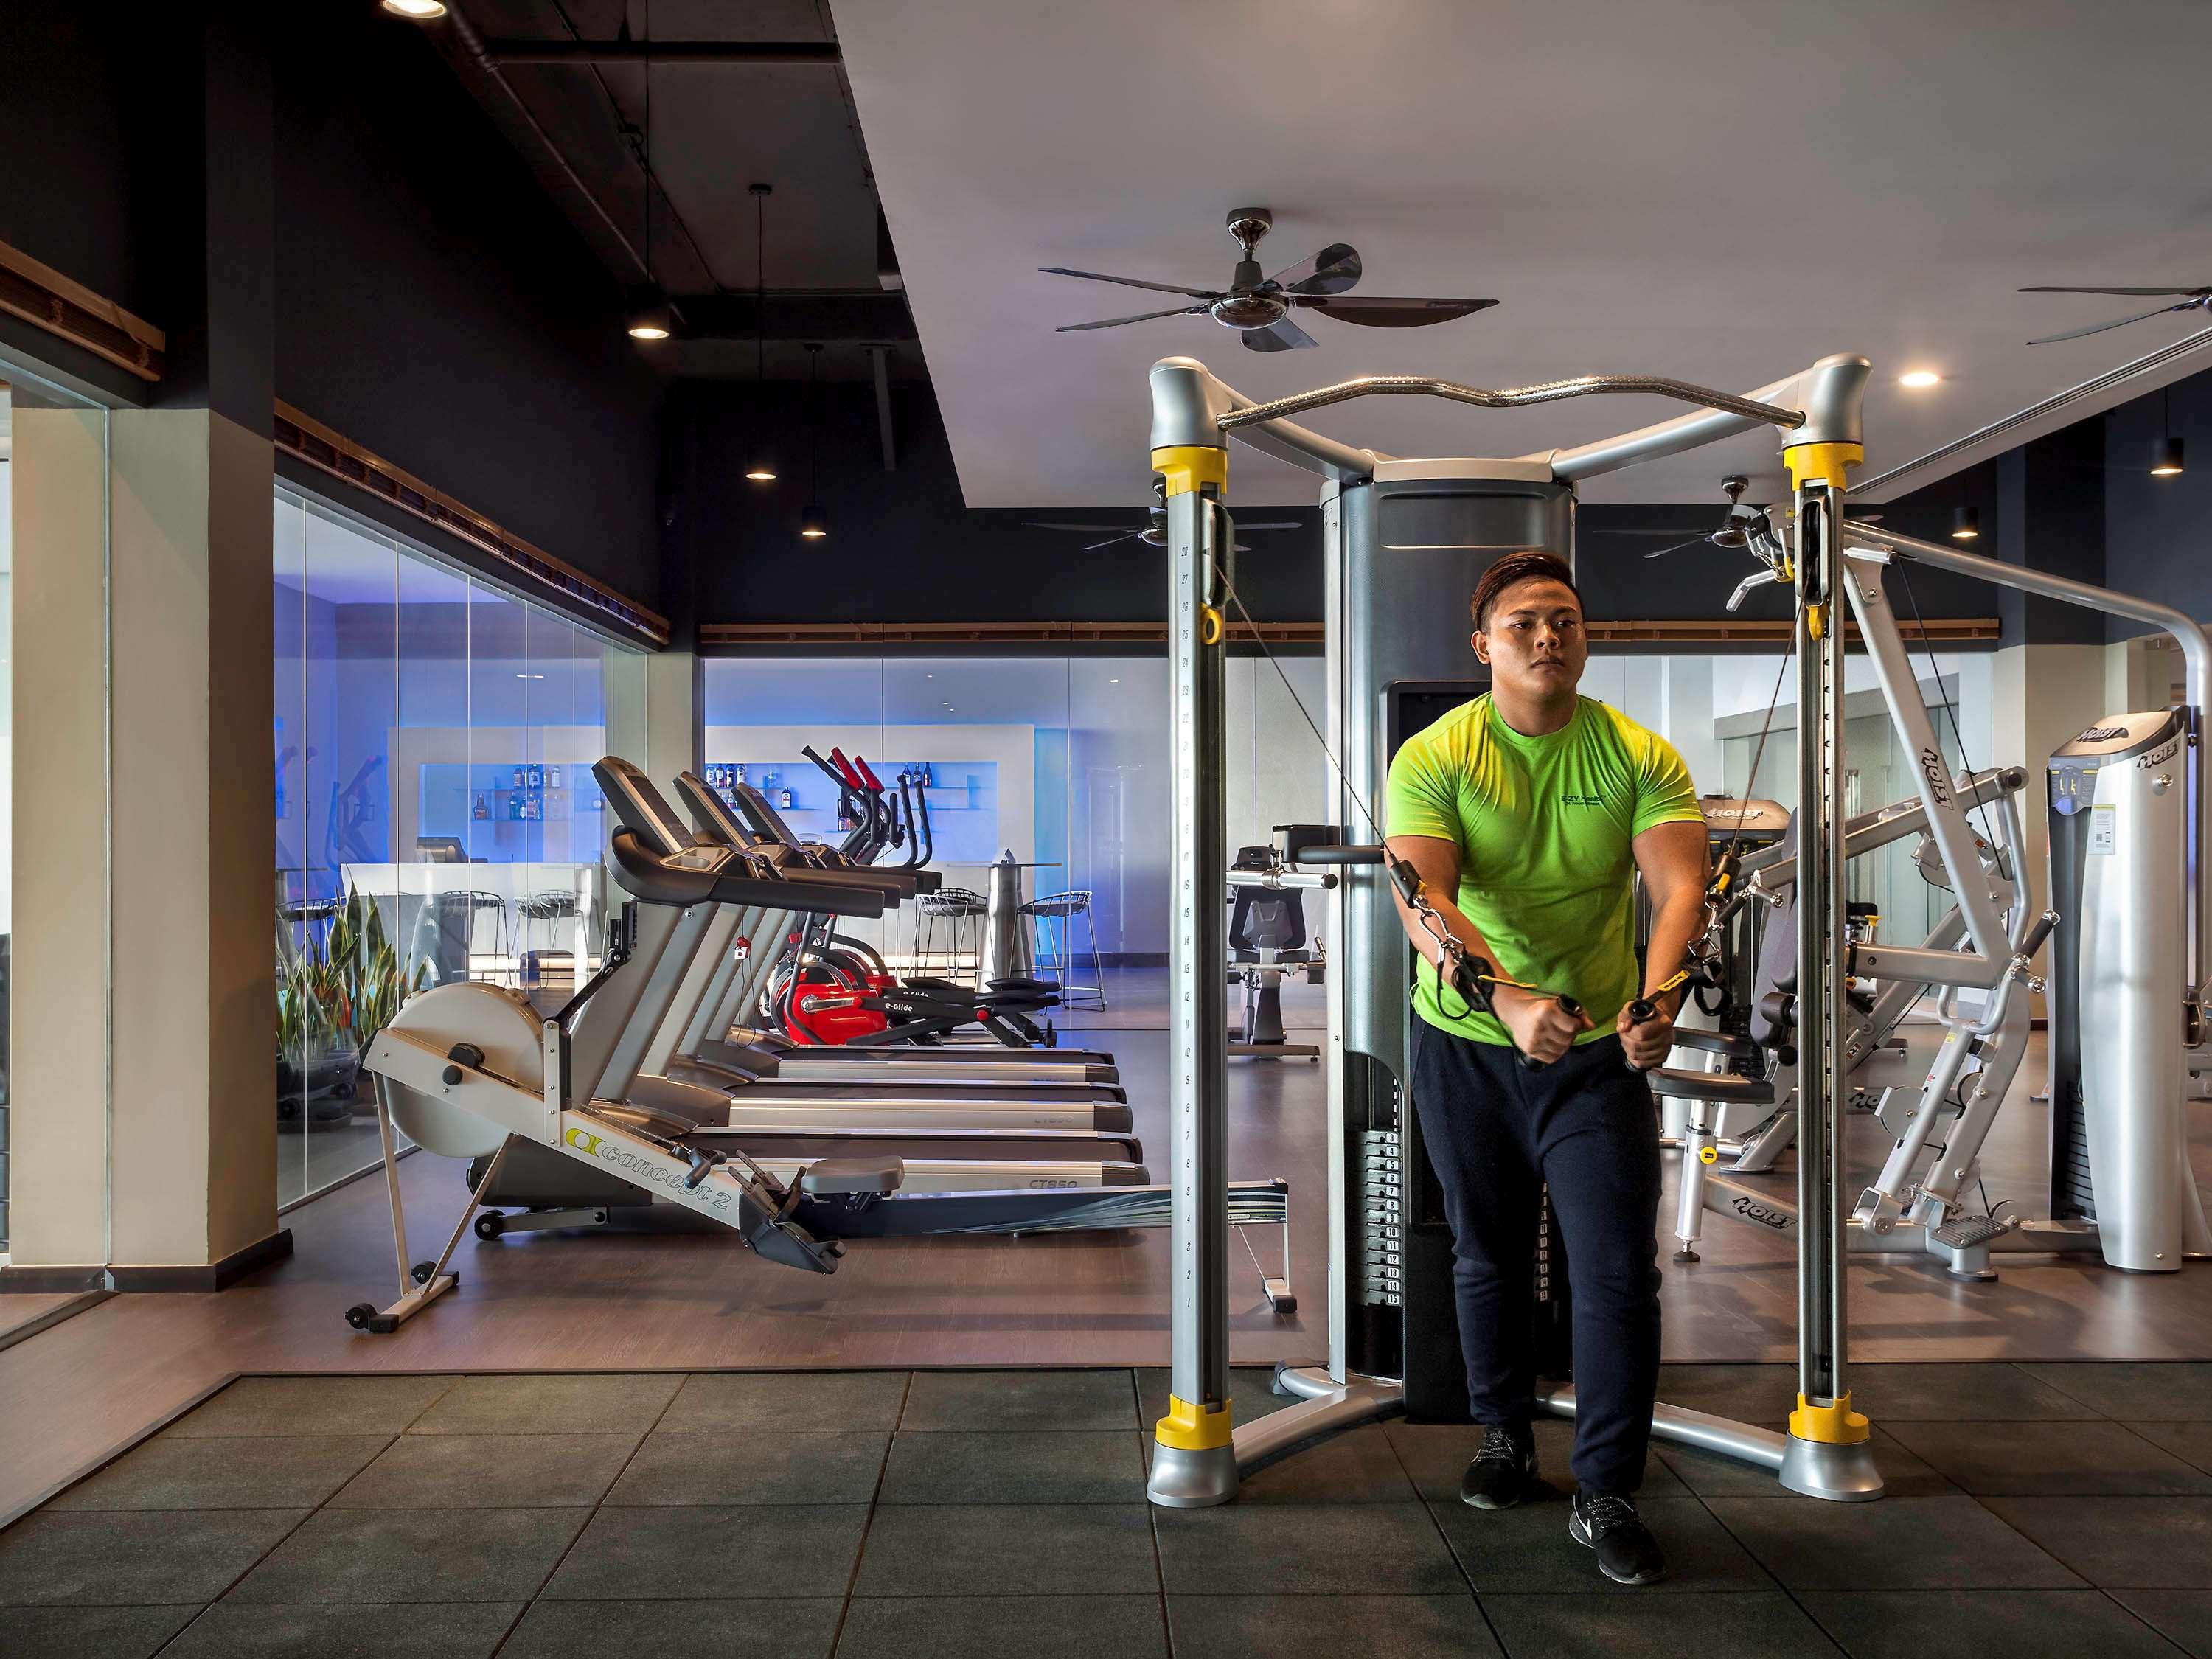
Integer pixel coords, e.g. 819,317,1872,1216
1561,791,1604,807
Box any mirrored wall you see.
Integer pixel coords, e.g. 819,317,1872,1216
273,490,622,1208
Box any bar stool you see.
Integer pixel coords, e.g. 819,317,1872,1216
1023,889,1105,1010
462,891,513,984
917,887,987,982
517,889,580,984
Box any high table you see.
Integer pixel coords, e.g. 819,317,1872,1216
976,855,1060,988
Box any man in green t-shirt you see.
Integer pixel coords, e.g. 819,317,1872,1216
1383,549,1707,1587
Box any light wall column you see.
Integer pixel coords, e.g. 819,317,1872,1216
7,400,113,1279
603,647,699,810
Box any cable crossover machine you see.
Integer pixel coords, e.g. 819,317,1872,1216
1143,350,2212,1509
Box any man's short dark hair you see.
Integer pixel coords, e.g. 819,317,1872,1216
1472,550,1579,630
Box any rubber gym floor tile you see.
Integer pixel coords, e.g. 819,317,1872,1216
602,1430,888,1506
404,1372,685,1433
1978,1496,2212,1587
156,1601,522,1659
1225,1423,1420,1504
1135,1366,1297,1430
900,1369,1139,1433
2126,1421,2212,1475
1479,1590,1840,1658
1385,1418,1691,1505
1166,1594,1496,1659
1648,1365,1798,1423
1798,1589,2183,1659
1703,1495,2083,1590
46,1433,392,1511
2109,1589,2212,1659
0,1508,305,1605
877,1429,1145,1503
0,1604,199,1659
1431,1493,1770,1593
837,1594,1169,1659
2022,1363,2212,1421
329,1430,643,1509
539,1504,868,1600
226,1506,586,1603
1843,1363,2106,1421
1153,1503,1464,1596
657,1370,908,1434
161,1374,455,1437
501,1597,841,1659
1882,1418,2212,1495
1652,1426,1954,1500
852,1503,1161,1596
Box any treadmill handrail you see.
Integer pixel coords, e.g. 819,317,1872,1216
608,830,885,917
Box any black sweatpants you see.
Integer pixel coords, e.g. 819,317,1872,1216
1410,1020,1663,1495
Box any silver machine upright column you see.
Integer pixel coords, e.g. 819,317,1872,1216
1778,436,1882,1500
1147,424,1239,1504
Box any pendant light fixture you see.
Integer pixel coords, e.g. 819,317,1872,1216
2152,385,2185,478
626,2,672,341
745,183,779,481
800,342,828,539
1950,506,1980,541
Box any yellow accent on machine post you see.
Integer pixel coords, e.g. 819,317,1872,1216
1155,1394,1236,1450
1152,444,1229,500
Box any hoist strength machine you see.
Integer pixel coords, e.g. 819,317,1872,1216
1144,349,2212,1512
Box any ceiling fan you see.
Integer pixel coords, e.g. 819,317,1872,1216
2020,284,2212,344
1596,477,1878,560
1021,507,1301,552
1043,208,1498,352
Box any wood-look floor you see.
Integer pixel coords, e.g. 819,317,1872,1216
2,1011,2208,1530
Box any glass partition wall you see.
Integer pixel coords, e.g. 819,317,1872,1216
700,649,1996,1026
274,490,616,1208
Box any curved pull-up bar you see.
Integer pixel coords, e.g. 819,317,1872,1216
1215,372,1806,433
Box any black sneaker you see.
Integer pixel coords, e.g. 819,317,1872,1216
1569,1489,1667,1585
1458,1424,1537,1509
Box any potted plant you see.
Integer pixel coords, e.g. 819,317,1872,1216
276,890,429,1128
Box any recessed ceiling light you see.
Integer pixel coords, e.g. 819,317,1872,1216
382,0,447,15
1109,678,1120,684
515,672,546,680
744,467,777,482
1898,369,1941,389
1951,506,1980,541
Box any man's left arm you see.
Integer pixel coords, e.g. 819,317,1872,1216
1619,818,1709,1068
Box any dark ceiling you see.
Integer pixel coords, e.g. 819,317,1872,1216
425,0,917,380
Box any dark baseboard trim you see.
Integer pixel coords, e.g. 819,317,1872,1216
0,1287,112,1352
108,1228,295,1293
0,1263,111,1295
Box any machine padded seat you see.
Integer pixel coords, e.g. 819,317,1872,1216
1667,1029,1761,1065
798,1158,903,1197
1643,1067,1778,1107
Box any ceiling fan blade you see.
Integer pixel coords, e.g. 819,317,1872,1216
1273,242,1363,296
1022,522,1124,532
1590,525,1717,537
1640,537,1713,561
1299,296,1499,327
1242,316,1319,352
1039,266,1222,299
2020,285,2211,296
1232,521,1301,531
1056,305,1209,333
2027,302,2194,344
1082,532,1142,552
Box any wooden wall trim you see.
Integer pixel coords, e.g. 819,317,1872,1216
0,237,166,382
274,402,670,646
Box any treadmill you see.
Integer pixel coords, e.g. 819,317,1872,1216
592,758,1143,1149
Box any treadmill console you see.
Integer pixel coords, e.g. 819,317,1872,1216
593,756,697,855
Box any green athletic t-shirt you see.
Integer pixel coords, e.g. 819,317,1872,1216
1385,694,1701,1046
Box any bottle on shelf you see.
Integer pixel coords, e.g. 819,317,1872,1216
472,793,490,821
733,762,748,787
527,764,544,789
776,787,794,810
548,765,563,790
511,765,526,789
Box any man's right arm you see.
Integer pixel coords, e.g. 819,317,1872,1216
1384,832,1588,1063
